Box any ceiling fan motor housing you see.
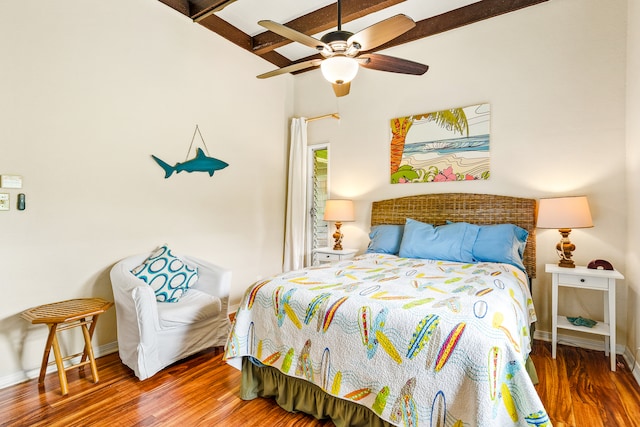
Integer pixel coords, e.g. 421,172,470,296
320,30,357,56
320,30,353,43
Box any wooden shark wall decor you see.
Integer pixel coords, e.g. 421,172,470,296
151,125,229,179
152,148,228,178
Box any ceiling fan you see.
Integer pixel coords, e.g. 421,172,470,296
256,0,429,97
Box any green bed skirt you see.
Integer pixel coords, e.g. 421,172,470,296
527,323,539,384
241,356,539,426
241,357,393,427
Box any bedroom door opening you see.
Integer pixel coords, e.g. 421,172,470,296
308,145,329,266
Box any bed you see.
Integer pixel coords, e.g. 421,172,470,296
224,193,549,427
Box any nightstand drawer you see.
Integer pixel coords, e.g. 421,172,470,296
557,273,608,290
314,248,357,264
318,253,342,262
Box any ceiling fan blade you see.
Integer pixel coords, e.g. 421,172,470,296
332,82,351,97
257,59,322,79
258,20,329,51
347,14,415,52
358,53,428,75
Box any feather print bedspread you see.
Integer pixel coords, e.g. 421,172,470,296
224,254,550,426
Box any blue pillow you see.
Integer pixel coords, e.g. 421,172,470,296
366,224,404,254
472,224,528,271
398,219,479,263
131,245,199,303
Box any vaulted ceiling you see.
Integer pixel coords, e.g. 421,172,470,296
157,0,548,74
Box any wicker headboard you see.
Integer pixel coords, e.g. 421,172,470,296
371,193,537,278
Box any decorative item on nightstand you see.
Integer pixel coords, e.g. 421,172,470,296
587,259,614,270
537,196,593,268
323,199,355,250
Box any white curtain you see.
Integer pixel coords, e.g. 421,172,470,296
283,117,308,272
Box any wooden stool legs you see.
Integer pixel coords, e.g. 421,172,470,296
50,329,69,396
80,319,99,383
38,324,65,391
37,316,101,396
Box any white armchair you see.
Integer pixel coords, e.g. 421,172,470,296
110,253,231,380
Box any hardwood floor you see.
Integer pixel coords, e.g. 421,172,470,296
1,341,639,426
531,341,640,427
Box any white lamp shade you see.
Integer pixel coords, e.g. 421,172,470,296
323,199,355,222
321,57,359,84
537,196,594,229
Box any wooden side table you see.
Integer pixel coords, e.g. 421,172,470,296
546,264,624,371
21,298,113,395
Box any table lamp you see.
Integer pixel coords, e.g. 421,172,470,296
537,196,593,268
323,199,355,250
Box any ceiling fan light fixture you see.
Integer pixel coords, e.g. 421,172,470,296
321,56,359,85
256,9,427,97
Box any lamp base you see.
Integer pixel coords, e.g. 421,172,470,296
556,228,576,268
557,258,575,268
332,222,344,251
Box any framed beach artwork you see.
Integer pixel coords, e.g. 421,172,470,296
389,103,491,184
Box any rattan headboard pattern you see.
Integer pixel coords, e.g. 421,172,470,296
371,193,537,278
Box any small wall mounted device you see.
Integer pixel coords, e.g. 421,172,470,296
0,175,22,189
587,259,614,270
17,193,25,210
0,193,8,211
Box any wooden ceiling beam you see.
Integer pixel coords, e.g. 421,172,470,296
157,0,191,16
196,14,292,69
374,0,550,51
251,0,406,56
289,0,549,73
191,0,238,21
156,0,238,20
158,0,549,74
198,14,253,51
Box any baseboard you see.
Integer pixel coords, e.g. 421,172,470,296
624,346,640,385
533,329,626,355
0,341,119,390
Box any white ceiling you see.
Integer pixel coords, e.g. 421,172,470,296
215,0,482,61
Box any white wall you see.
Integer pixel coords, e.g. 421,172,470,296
296,0,629,349
0,0,293,385
626,0,640,380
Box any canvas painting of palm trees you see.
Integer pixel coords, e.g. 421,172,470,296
390,103,490,184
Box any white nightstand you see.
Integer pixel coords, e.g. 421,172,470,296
546,263,624,371
314,247,357,264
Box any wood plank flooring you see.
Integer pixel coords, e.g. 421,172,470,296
1,341,639,426
531,341,640,427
